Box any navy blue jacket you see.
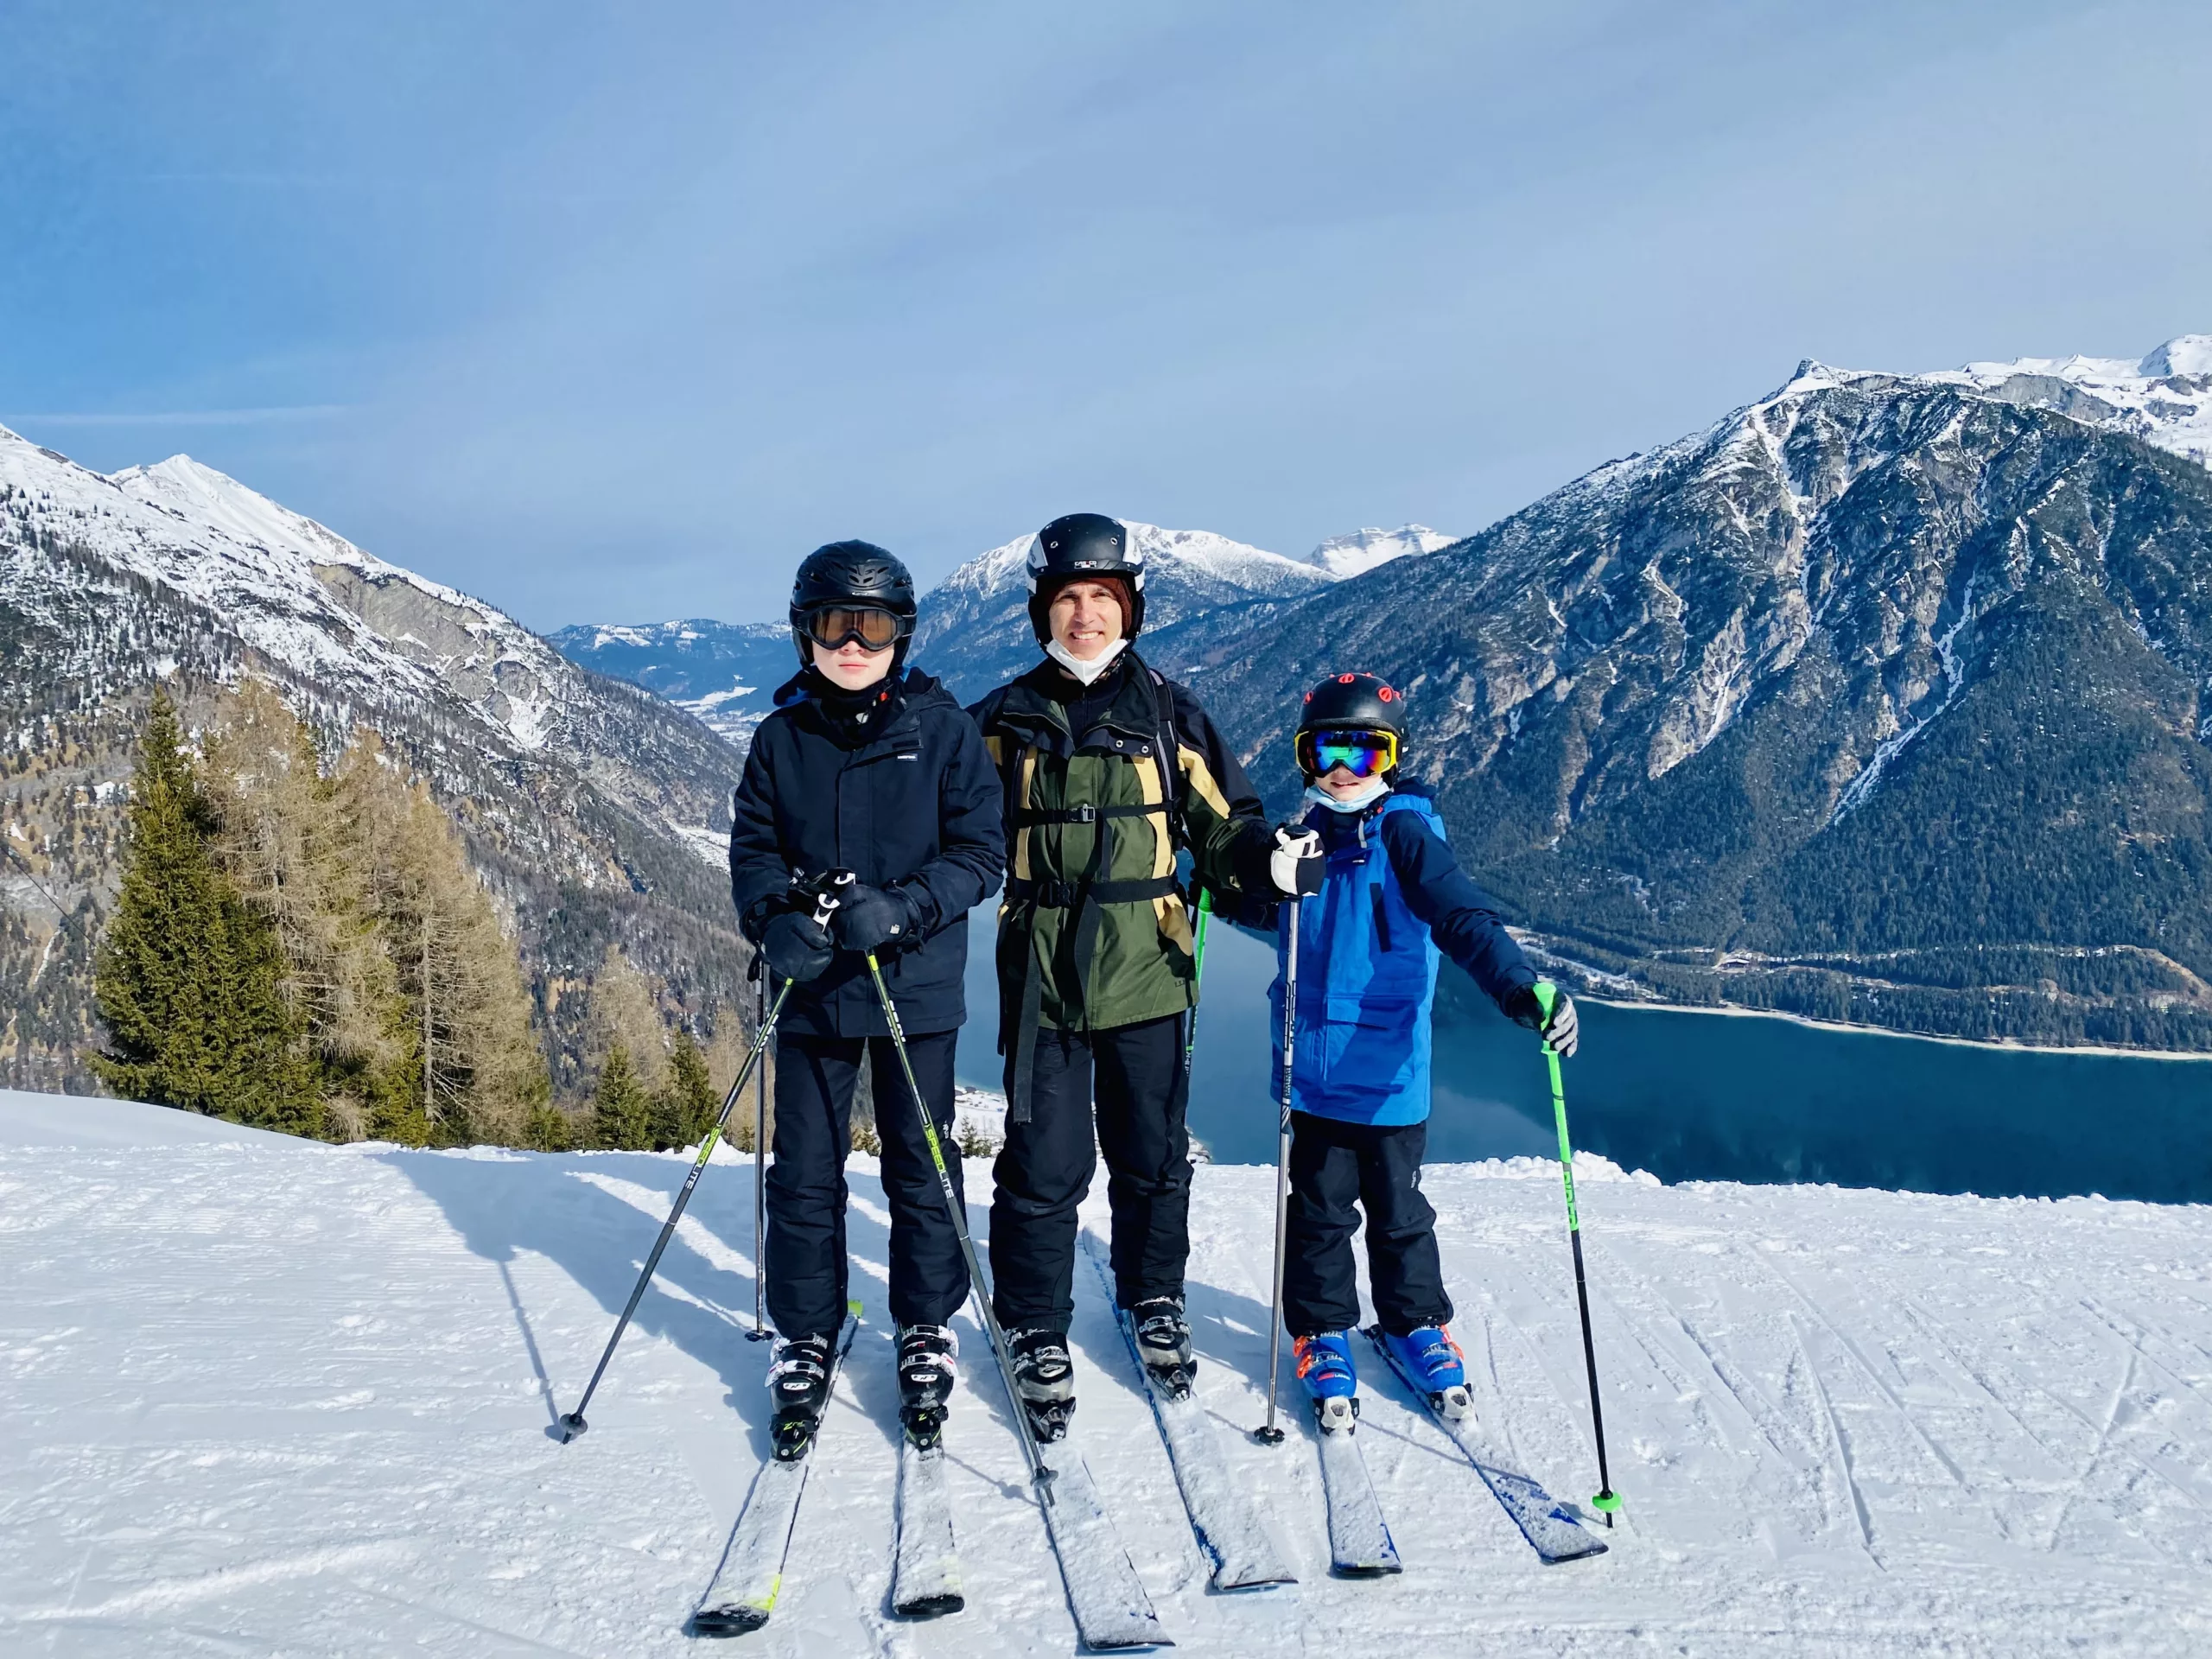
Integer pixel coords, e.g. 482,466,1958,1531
1270,785,1536,1125
729,668,1006,1039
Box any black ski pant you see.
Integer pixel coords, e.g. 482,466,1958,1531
765,1029,968,1341
1284,1111,1452,1338
989,1013,1191,1333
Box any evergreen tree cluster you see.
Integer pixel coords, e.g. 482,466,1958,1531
93,685,559,1144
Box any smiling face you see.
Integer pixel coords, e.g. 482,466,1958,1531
1316,765,1376,801
810,637,893,690
1047,580,1126,662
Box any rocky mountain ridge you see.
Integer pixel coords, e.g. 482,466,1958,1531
0,429,750,1092
1177,337,2212,1048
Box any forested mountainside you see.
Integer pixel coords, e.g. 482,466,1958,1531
1179,347,2212,1049
545,618,791,750
0,430,752,1097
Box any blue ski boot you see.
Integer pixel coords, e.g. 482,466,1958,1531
1380,1325,1471,1421
1294,1332,1359,1433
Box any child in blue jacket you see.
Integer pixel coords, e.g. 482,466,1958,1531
1263,672,1580,1426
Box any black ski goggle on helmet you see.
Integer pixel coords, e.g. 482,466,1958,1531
1296,728,1400,779
801,605,909,652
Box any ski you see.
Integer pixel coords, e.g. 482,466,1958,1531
1037,1452,1172,1649
692,1313,860,1637
891,1435,963,1618
1084,1242,1294,1592
1363,1325,1609,1565
1313,1407,1402,1577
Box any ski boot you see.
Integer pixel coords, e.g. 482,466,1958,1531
1128,1294,1196,1397
767,1332,835,1460
896,1323,958,1450
1006,1326,1077,1442
1294,1331,1359,1433
1380,1325,1471,1421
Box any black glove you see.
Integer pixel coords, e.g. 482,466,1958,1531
761,907,835,983
831,882,918,954
1504,982,1580,1058
1269,824,1324,897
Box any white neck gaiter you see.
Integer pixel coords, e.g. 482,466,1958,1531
1045,637,1128,686
1305,778,1391,814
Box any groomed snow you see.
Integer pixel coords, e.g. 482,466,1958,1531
3,1090,2209,1654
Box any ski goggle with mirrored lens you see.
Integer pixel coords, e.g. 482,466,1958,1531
802,606,909,651
1296,728,1400,779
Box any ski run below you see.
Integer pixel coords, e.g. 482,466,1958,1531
3,1090,2209,1656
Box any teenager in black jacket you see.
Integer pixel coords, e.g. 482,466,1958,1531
728,542,1005,1457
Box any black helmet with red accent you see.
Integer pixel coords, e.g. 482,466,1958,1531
1295,671,1407,780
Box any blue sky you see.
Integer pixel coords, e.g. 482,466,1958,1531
3,2,2208,630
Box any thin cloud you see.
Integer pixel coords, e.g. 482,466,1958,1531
3,405,353,428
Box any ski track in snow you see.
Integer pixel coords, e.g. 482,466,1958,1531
3,1093,2209,1656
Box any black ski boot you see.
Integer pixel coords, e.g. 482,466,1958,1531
896,1324,958,1449
768,1332,834,1460
1007,1326,1077,1442
1129,1295,1195,1397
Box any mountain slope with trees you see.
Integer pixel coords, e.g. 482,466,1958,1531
0,429,754,1106
1178,349,2212,1048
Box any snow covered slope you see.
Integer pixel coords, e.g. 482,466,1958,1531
4,1089,2205,1654
1303,524,1459,577
1918,334,2212,467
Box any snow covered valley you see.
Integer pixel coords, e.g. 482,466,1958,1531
3,1090,2208,1656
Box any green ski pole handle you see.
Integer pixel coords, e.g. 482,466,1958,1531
1535,980,1622,1523
1182,888,1211,1080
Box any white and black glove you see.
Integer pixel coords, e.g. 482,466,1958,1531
1507,982,1579,1058
1269,825,1324,898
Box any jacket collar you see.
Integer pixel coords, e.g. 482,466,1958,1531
774,666,941,747
994,652,1159,744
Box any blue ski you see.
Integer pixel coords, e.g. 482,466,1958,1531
1363,1326,1608,1565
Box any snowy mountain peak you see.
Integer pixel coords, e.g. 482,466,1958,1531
937,518,1314,601
1916,334,2212,467
2137,333,2212,378
1303,524,1458,579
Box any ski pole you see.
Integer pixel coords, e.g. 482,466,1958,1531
1254,894,1300,1446
556,884,839,1443
1535,980,1620,1524
1180,887,1211,1083
862,944,1058,1499
747,961,772,1344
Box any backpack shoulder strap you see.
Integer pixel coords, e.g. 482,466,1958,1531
1147,664,1192,855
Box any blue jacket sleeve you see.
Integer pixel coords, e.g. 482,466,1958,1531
1380,810,1537,1009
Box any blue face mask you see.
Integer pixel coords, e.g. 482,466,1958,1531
1304,778,1390,814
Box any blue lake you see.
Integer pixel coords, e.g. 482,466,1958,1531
956,912,2212,1204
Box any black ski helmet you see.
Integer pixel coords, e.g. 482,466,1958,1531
1025,512,1147,645
1298,671,1407,739
1296,671,1407,778
788,540,917,671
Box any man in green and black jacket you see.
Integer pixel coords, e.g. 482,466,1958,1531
967,512,1276,1440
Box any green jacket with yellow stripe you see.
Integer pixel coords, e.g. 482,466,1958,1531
967,652,1273,1048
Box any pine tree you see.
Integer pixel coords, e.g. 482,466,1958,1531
200,684,412,1139
590,1044,654,1150
524,1099,580,1153
92,691,319,1134
657,1026,720,1149
333,735,548,1146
